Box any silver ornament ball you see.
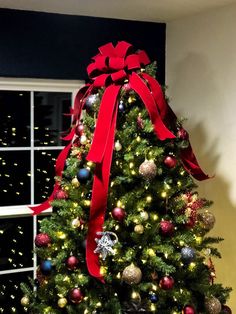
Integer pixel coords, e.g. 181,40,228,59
139,160,157,180
205,296,222,314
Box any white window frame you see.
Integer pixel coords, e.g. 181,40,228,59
0,77,83,278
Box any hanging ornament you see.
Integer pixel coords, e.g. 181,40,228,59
177,128,189,140
204,297,221,314
35,233,51,247
77,168,91,184
198,211,216,231
128,95,136,103
36,268,47,285
21,296,30,307
69,288,84,304
122,264,142,285
40,260,52,275
159,220,174,236
75,123,84,136
181,247,196,264
71,217,81,228
139,160,157,180
112,207,126,222
66,256,79,270
159,275,174,290
58,297,68,308
115,140,122,151
134,224,144,234
71,177,80,188
118,100,125,112
140,211,149,221
94,231,118,260
54,189,68,200
80,134,87,145
149,293,158,303
84,93,99,111
123,82,131,92
183,305,196,314
164,155,177,168
221,305,232,314
137,113,144,129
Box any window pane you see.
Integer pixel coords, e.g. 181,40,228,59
0,152,30,206
0,91,30,147
0,271,33,313
34,150,60,204
0,217,33,270
34,92,71,146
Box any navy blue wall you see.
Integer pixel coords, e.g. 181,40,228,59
0,9,166,83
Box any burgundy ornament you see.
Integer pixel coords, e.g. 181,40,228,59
35,233,51,247
221,305,232,314
160,220,174,236
69,288,84,304
75,124,84,136
54,189,68,200
66,256,79,270
183,305,196,314
159,275,174,290
164,156,177,168
177,128,189,140
112,207,126,222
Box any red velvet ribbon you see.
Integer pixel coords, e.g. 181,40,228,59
30,41,209,283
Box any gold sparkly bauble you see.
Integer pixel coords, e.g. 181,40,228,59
71,217,81,228
204,297,221,314
21,296,30,307
58,297,68,308
134,224,144,234
139,160,157,180
115,140,122,151
140,211,149,221
71,177,80,188
198,211,216,230
80,134,87,145
122,264,142,285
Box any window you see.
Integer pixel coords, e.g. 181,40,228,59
0,78,83,312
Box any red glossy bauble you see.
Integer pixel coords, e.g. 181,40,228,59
164,156,177,168
75,124,84,136
159,275,174,290
69,288,84,304
35,233,51,247
112,207,126,222
160,220,174,236
66,256,79,270
183,305,196,314
177,128,189,140
221,305,232,314
54,189,68,200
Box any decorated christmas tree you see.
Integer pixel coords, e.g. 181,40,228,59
21,42,232,314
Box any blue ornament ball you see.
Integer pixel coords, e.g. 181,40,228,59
118,101,125,112
181,247,196,264
77,168,91,183
40,260,52,275
149,293,158,303
85,94,99,111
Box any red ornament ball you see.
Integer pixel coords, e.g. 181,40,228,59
159,275,174,290
75,124,84,136
183,305,196,314
112,207,126,222
54,189,68,200
177,128,189,140
123,83,131,92
221,305,232,314
160,220,174,236
66,256,79,270
35,233,51,247
69,288,84,304
164,156,177,168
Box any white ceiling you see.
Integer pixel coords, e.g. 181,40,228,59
0,0,235,22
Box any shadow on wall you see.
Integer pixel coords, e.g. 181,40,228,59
167,52,236,309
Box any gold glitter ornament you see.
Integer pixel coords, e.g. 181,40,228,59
140,211,149,221
198,211,216,231
115,140,122,151
122,263,142,285
71,217,81,228
58,297,68,308
21,296,30,307
71,177,80,188
139,160,157,180
204,296,221,314
134,224,144,234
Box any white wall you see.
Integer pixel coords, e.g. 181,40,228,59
167,3,236,311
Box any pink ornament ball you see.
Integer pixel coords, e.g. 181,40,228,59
112,207,126,222
66,256,79,270
35,233,51,247
183,305,196,314
160,220,174,236
54,189,68,200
